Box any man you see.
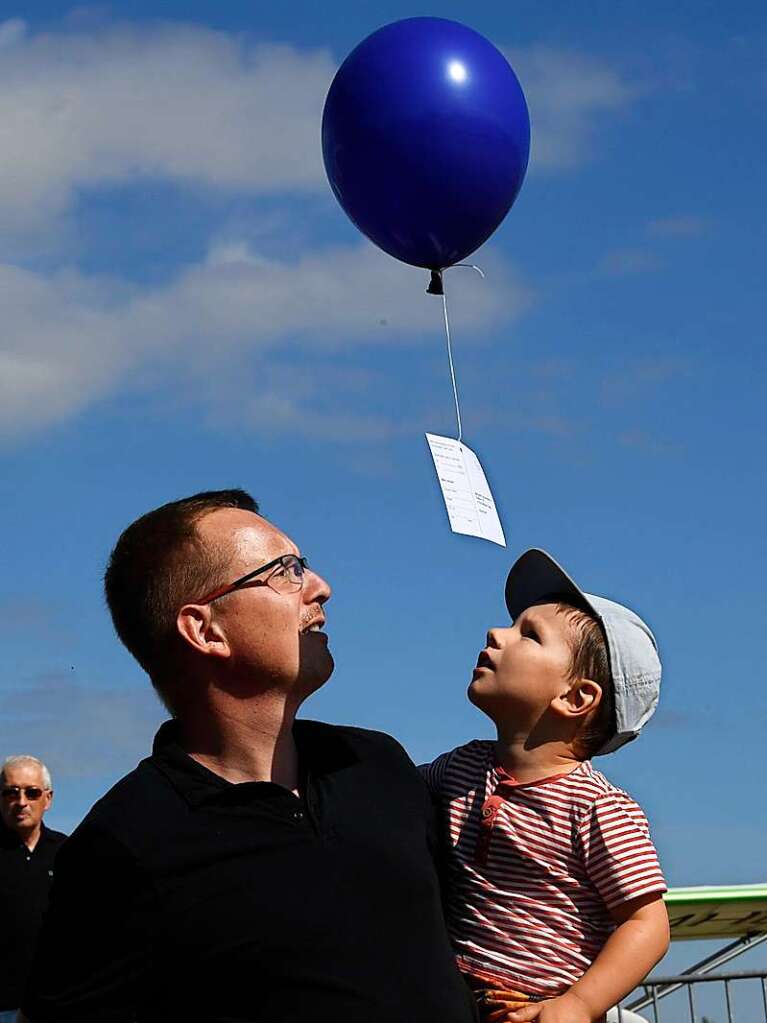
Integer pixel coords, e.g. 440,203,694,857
23,489,476,1023
0,756,66,1023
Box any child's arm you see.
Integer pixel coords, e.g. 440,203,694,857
491,892,670,1023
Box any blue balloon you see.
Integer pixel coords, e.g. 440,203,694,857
322,17,530,271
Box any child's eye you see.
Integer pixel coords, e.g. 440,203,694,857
523,627,540,643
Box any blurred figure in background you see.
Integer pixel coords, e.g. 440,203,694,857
0,756,66,1023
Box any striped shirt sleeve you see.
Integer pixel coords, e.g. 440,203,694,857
577,790,667,910
418,748,455,796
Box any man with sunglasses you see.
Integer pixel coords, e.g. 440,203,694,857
0,756,66,1023
22,489,476,1023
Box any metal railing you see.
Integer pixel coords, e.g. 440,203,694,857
612,932,767,1023
616,970,767,1023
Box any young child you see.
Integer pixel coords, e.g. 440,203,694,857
422,549,670,1023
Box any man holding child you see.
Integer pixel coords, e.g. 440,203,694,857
23,492,668,1022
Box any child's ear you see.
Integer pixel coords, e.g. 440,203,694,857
551,678,602,720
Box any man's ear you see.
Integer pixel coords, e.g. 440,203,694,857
177,604,231,661
551,678,602,721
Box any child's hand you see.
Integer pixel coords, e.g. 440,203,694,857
486,991,593,1023
479,986,535,1022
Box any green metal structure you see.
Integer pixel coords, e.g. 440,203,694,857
666,884,767,941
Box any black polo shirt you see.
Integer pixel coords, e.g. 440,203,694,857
0,822,67,1010
24,719,477,1023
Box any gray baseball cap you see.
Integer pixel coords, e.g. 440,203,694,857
504,549,661,755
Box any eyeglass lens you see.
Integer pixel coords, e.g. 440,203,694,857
269,555,306,592
2,786,44,800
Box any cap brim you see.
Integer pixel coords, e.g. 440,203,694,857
505,549,599,621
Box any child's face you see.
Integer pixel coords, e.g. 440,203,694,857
468,602,579,727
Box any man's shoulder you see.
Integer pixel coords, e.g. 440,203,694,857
42,825,69,846
66,756,173,855
298,716,421,769
298,718,411,760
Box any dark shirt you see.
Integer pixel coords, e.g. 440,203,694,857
0,822,67,1010
24,719,477,1023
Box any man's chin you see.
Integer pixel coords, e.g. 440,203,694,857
298,651,335,698
10,819,35,835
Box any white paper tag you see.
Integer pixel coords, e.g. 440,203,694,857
425,434,506,547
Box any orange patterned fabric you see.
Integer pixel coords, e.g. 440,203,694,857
468,978,540,1022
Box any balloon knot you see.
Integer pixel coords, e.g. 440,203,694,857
426,270,444,296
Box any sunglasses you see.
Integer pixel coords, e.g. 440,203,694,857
1,786,46,801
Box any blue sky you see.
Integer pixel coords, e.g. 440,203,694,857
1,0,765,976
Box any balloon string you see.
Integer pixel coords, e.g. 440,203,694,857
454,264,486,278
435,264,485,444
440,283,463,444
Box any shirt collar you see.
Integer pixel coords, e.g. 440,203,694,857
489,745,589,790
151,718,359,808
0,820,52,850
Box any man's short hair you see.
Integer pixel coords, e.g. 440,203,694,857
104,489,259,711
2,755,52,790
556,602,615,759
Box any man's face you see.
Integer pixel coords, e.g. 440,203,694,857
194,508,333,697
0,762,52,837
468,602,578,726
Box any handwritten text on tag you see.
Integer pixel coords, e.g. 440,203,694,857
426,434,506,547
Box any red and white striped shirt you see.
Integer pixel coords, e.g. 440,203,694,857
422,741,666,996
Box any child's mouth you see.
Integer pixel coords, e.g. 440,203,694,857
475,650,494,671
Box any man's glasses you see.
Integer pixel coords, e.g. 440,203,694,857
197,554,309,605
2,786,46,801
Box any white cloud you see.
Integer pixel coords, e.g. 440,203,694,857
0,13,534,444
0,242,531,441
0,19,334,234
0,18,25,48
0,18,643,238
597,246,663,276
601,356,689,405
205,240,271,268
0,263,136,435
0,596,61,634
618,429,684,456
646,215,709,238
1,20,642,443
0,671,164,782
505,46,637,169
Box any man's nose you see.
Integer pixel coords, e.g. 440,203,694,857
304,568,331,606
